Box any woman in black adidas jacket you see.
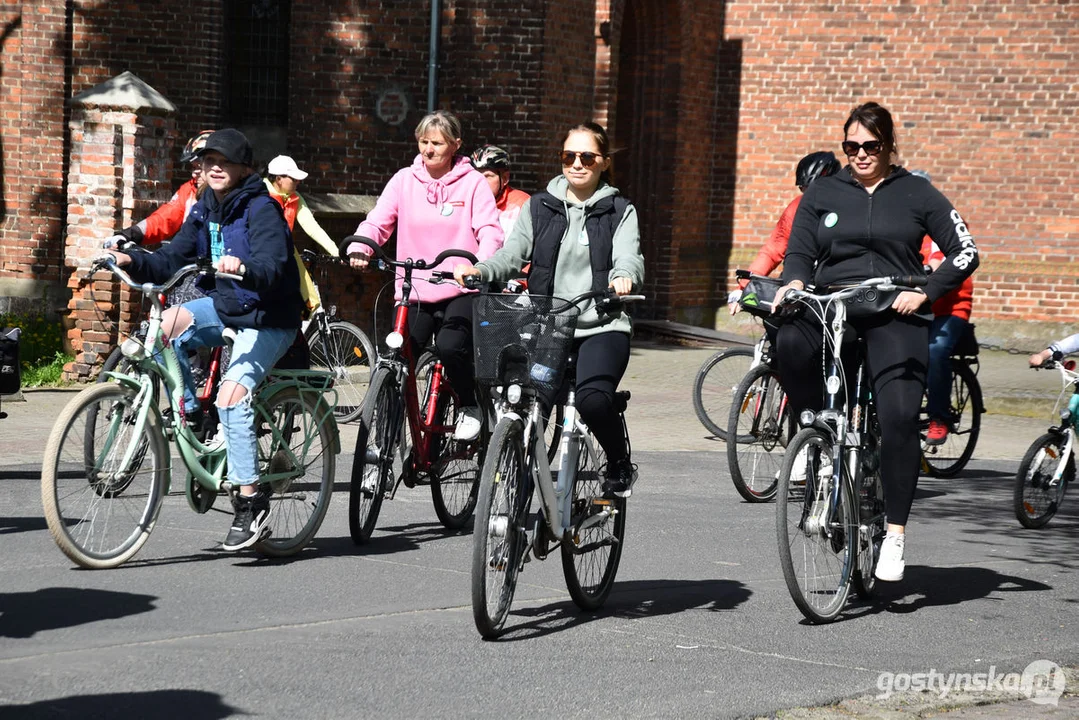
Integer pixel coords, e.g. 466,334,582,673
771,102,978,584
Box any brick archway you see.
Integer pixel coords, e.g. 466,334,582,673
612,0,681,321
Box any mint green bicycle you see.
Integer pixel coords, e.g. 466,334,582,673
41,258,340,569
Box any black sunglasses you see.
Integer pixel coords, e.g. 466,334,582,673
841,140,883,157
559,151,602,167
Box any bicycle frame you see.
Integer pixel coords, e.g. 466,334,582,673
1043,362,1079,484
379,293,461,476
95,260,338,500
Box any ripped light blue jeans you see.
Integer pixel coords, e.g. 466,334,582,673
172,297,296,485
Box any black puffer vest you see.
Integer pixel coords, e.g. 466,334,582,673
526,191,630,297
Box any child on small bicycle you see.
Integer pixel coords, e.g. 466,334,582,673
455,121,645,498
104,128,304,551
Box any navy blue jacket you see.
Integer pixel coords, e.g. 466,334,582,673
126,172,303,329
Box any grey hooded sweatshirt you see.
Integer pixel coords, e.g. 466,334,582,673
476,175,644,337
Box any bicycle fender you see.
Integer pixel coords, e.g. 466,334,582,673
256,380,342,455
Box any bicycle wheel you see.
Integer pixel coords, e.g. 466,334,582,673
252,386,335,557
921,360,982,478
41,383,168,569
561,427,626,611
430,385,481,530
472,417,529,638
306,320,375,424
776,427,856,623
727,364,791,502
349,367,402,544
692,346,755,440
1013,431,1073,529
853,426,885,599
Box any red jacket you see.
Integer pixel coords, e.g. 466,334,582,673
141,178,200,245
741,196,799,287
920,235,974,320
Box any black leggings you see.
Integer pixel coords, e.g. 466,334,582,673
775,313,928,526
407,294,477,405
571,332,632,464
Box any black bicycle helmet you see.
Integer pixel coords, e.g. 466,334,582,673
180,129,215,164
795,151,841,190
470,144,511,172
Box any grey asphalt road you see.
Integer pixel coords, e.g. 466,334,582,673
1,343,1076,719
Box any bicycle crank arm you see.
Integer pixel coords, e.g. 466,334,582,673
567,535,620,555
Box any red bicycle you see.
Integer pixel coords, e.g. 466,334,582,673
342,235,483,544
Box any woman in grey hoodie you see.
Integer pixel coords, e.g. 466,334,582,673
455,122,644,497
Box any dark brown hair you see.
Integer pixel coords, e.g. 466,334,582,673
843,102,897,159
560,121,613,185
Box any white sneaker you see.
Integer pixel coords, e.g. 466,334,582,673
875,532,906,582
454,406,482,441
790,450,808,486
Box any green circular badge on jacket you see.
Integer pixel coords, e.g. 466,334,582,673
824,212,838,228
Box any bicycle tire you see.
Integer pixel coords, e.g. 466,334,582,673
1013,431,1072,529
349,367,402,544
726,364,790,502
41,383,168,569
305,320,376,424
561,427,626,611
776,427,856,623
853,419,885,599
471,416,529,639
253,385,336,557
921,359,982,478
430,382,481,530
692,347,755,440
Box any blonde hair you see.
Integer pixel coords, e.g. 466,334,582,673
415,110,463,143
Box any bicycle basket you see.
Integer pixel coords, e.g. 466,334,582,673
473,294,580,396
739,275,783,318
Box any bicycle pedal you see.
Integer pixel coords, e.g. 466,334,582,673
591,497,614,507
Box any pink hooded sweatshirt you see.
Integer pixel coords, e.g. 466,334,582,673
351,154,504,304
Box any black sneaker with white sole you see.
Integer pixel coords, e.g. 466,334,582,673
603,458,638,499
222,490,271,551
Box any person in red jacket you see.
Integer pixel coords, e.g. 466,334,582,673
469,144,530,236
728,151,841,314
106,130,214,248
916,171,976,445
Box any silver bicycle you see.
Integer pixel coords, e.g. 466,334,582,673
470,288,643,638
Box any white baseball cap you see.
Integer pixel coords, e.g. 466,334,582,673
267,155,309,180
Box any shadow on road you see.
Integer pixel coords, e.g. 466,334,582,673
0,587,157,638
840,564,1052,621
0,516,49,535
0,690,241,719
496,578,751,641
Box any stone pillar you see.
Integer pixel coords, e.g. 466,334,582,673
63,72,177,381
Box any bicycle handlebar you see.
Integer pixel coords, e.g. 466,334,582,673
88,255,231,296
340,235,478,271
779,275,928,307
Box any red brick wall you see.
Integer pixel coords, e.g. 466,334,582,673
5,0,1078,335
720,0,1079,323
0,1,68,283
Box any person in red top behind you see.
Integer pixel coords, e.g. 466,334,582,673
106,130,213,249
470,144,530,236
916,170,975,445
728,151,841,316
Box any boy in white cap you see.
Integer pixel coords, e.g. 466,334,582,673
265,155,339,316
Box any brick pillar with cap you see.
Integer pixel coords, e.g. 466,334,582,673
63,71,177,382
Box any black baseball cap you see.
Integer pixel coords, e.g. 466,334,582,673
197,128,253,167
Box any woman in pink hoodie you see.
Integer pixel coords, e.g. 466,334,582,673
347,110,503,440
